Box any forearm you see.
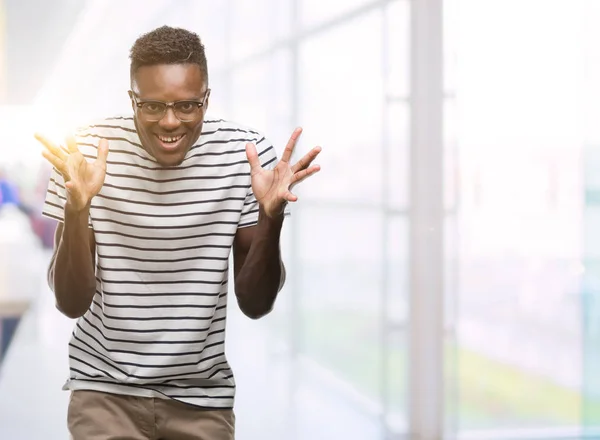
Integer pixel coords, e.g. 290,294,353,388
50,205,96,318
235,207,286,319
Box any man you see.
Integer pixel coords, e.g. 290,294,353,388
35,25,321,440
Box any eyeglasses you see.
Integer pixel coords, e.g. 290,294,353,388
130,89,210,122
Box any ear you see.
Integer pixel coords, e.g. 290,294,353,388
127,90,135,111
203,88,211,113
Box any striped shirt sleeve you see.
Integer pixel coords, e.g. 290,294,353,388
238,136,291,229
42,166,69,223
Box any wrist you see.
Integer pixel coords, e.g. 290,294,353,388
260,201,287,219
65,202,90,222
259,204,285,227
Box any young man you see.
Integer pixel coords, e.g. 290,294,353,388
35,25,321,440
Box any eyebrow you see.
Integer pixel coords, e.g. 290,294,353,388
137,96,202,102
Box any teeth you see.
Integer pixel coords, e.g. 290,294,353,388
158,134,183,143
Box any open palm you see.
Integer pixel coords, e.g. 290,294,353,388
246,128,321,217
35,134,109,212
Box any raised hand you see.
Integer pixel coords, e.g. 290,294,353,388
35,133,109,212
245,127,321,218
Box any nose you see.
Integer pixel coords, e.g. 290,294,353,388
158,106,181,131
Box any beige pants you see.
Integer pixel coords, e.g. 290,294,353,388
68,390,235,440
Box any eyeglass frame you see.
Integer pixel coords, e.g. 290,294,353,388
129,89,211,122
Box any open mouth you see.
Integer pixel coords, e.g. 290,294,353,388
155,133,186,151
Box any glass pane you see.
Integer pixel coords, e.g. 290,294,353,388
230,0,277,61
385,328,408,434
386,216,409,326
266,50,294,148
583,210,600,433
583,14,600,427
230,59,270,130
583,145,600,431
229,50,292,142
289,206,387,438
272,0,294,41
455,1,580,150
454,148,583,431
445,99,458,211
385,0,410,98
298,207,384,407
445,214,460,434
384,215,409,434
228,0,291,61
292,207,407,438
186,1,230,71
584,0,600,145
386,102,409,211
444,0,458,94
298,11,383,205
300,0,375,28
450,0,584,434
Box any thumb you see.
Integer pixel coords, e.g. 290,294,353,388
95,138,109,168
245,143,262,175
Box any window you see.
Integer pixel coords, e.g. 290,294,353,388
230,50,293,147
298,10,383,205
449,0,585,434
583,0,600,433
300,0,379,28
229,0,290,62
385,0,410,99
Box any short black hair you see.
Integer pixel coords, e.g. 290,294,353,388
129,25,208,83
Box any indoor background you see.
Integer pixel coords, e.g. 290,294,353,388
0,0,599,439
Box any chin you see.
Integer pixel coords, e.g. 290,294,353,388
155,153,186,167
150,142,191,167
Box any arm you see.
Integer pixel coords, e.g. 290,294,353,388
48,207,97,319
36,133,109,319
233,207,287,320
237,127,321,319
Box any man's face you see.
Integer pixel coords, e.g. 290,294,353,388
130,63,209,167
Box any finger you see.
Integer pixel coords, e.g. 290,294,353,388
280,127,303,164
41,150,69,178
65,135,79,154
245,143,262,175
291,146,321,173
95,138,109,167
35,133,68,161
290,164,321,187
64,181,84,201
64,181,77,192
283,190,298,203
